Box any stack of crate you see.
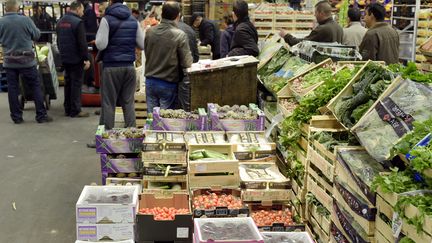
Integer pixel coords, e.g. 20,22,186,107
251,3,315,40
416,8,432,72
142,131,189,195
95,125,144,186
134,92,147,128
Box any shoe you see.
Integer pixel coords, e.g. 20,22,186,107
72,111,90,118
37,116,53,123
87,140,96,148
94,110,101,115
13,119,24,124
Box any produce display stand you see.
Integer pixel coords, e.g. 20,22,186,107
187,56,259,111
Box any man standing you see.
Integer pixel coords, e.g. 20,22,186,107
192,13,221,59
31,5,53,43
178,15,199,63
95,0,145,129
279,1,343,46
220,13,235,58
56,1,90,118
343,7,367,49
145,1,193,113
359,3,399,64
228,0,259,57
0,0,52,124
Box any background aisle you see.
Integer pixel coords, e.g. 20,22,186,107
0,87,99,243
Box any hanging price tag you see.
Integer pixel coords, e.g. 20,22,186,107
392,212,403,238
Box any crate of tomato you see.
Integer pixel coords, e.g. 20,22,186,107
249,203,305,232
136,192,193,242
191,188,249,218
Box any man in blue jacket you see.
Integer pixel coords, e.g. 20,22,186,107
96,0,144,130
57,1,90,118
0,0,52,124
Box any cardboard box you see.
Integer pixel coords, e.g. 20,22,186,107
136,193,193,242
227,132,276,160
194,217,264,243
184,131,228,145
95,126,144,154
76,223,134,241
208,103,265,131
76,186,139,224
152,107,208,131
249,203,305,232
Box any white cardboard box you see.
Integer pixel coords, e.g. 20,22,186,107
76,223,134,241
76,185,139,224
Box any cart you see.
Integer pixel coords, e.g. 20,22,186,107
19,43,58,110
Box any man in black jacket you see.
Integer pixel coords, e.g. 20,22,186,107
57,1,90,118
228,0,259,57
192,13,221,59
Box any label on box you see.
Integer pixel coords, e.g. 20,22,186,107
176,227,189,238
77,208,97,222
392,212,403,238
215,207,229,215
77,225,97,241
195,164,207,173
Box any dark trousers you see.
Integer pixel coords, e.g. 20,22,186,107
100,66,136,130
290,2,302,10
145,78,178,114
64,63,84,116
84,53,95,87
5,66,47,122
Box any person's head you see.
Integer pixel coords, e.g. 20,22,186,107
69,1,84,17
232,0,248,22
5,0,20,12
314,1,332,23
192,13,203,28
162,1,180,21
364,3,385,27
222,13,234,28
347,7,361,24
132,8,139,19
109,0,123,6
32,4,41,15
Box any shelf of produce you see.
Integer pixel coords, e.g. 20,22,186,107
249,202,305,232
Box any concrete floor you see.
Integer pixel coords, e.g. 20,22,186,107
0,87,101,242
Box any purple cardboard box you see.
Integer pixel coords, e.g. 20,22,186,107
95,125,144,154
208,103,265,131
152,107,208,131
100,154,142,185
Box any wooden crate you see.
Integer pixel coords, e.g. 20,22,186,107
305,203,331,235
142,152,187,165
375,213,394,243
188,56,258,110
242,188,292,203
307,166,333,213
142,175,187,183
188,145,239,188
308,214,330,243
142,180,188,197
307,144,335,183
376,193,432,243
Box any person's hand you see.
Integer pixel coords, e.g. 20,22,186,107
84,60,91,70
279,29,288,38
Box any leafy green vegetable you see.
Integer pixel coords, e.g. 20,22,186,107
311,131,359,153
306,193,331,217
399,237,416,243
392,117,432,155
371,168,425,193
279,66,360,149
334,63,393,128
394,194,432,234
258,48,290,77
388,62,432,83
410,144,432,174
351,100,374,123
301,68,334,89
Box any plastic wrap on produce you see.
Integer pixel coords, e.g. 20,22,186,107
261,232,314,243
239,163,288,183
353,80,432,162
291,41,362,60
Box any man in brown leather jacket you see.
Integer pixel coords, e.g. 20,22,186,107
359,3,399,64
279,1,343,46
144,1,193,114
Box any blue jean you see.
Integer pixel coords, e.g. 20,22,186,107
145,77,178,114
5,66,47,122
